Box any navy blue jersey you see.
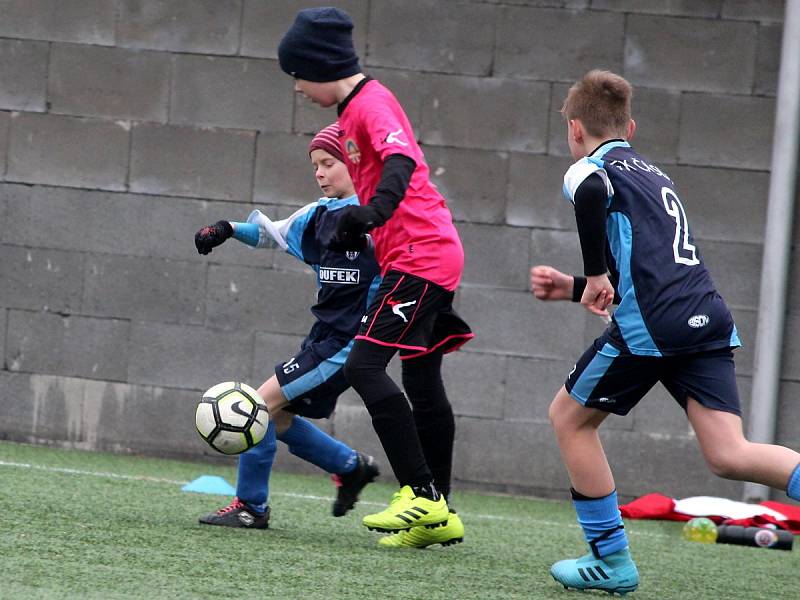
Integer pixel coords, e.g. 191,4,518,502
563,141,740,356
247,196,381,336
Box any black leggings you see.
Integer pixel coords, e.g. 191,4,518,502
343,341,454,496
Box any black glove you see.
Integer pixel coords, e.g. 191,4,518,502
195,220,233,255
328,205,380,252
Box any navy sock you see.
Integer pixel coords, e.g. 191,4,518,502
235,421,276,513
572,488,629,558
277,416,358,475
787,463,800,501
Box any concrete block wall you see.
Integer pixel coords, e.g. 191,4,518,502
0,0,795,503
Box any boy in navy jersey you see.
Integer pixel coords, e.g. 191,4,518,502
193,124,381,529
531,70,800,594
277,7,472,548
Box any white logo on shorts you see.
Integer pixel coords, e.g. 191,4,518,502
688,314,709,328
388,298,417,323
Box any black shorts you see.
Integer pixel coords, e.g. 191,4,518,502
274,322,351,419
355,270,474,360
565,333,741,416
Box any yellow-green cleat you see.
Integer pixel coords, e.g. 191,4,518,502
378,510,464,548
362,485,449,533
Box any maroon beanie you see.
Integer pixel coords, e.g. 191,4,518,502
308,122,344,163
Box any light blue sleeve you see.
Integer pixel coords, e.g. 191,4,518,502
231,222,260,247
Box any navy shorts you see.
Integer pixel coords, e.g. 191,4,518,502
565,334,741,416
274,322,352,419
355,270,474,360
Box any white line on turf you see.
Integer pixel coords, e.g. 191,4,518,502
0,459,669,538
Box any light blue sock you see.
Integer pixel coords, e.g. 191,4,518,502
234,420,276,513
787,463,800,501
276,416,358,475
573,489,629,558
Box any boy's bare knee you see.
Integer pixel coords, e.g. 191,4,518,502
271,409,294,434
703,448,742,479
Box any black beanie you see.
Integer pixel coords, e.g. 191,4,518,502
278,7,361,83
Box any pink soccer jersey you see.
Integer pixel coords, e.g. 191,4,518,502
338,79,464,291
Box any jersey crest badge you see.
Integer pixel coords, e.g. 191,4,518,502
345,138,361,164
345,250,360,260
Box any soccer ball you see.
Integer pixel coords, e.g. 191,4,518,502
195,381,269,455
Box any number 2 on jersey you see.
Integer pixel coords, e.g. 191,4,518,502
661,187,700,266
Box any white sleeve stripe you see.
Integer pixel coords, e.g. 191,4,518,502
562,158,612,204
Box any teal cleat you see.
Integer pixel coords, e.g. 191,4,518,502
550,548,639,595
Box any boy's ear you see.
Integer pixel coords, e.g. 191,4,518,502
570,119,584,144
626,119,636,141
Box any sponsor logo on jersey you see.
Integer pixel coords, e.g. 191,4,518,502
319,267,360,284
688,314,709,328
345,138,361,164
384,128,409,147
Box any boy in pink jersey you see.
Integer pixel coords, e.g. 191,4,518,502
279,7,473,546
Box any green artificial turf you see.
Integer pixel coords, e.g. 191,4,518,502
0,441,796,599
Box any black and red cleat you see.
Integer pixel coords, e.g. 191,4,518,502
331,453,379,517
199,497,270,529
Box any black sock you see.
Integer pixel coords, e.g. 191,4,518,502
411,482,440,501
366,393,433,486
402,351,455,499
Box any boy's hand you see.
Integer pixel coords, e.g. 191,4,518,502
336,205,380,235
327,231,368,252
329,205,379,251
581,274,614,318
195,220,233,255
530,265,573,301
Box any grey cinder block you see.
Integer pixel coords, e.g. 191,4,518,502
0,111,9,177
170,55,293,131
0,245,83,313
424,145,509,224
592,0,721,18
6,309,130,381
130,122,255,201
458,285,586,358
254,131,321,207
625,15,757,94
0,0,116,45
506,153,575,230
205,263,317,335
442,350,506,419
0,39,48,112
460,222,532,290
668,164,769,244
48,44,170,122
421,75,550,152
81,254,206,325
128,320,253,389
7,113,129,191
755,23,782,96
117,0,241,54
367,0,495,75
495,7,624,80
